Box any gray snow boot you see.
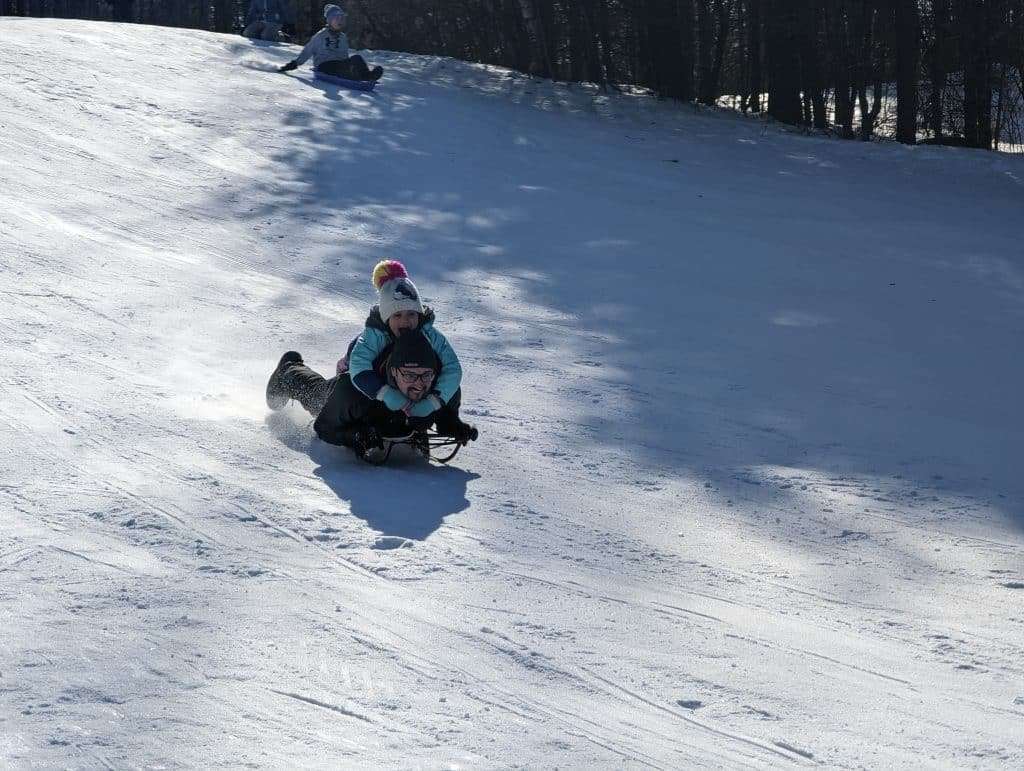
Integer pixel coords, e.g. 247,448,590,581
266,351,303,410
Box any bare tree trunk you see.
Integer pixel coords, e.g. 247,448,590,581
977,0,997,149
112,0,133,22
567,0,588,81
678,0,696,100
596,0,616,86
827,1,855,137
504,0,533,73
702,0,729,106
697,0,713,102
895,0,920,143
849,0,883,140
993,55,1007,149
766,0,803,124
574,0,605,84
801,1,827,129
747,0,763,111
643,0,694,100
929,0,949,139
517,0,554,78
961,0,993,148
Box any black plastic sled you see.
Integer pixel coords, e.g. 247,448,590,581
313,70,377,92
360,429,477,466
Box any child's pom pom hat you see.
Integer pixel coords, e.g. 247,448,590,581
372,260,423,322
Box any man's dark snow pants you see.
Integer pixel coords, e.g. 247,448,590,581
279,363,462,447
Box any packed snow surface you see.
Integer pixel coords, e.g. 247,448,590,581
2,18,1024,769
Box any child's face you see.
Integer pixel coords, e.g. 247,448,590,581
388,310,420,337
328,15,344,31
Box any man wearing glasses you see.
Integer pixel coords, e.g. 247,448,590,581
266,329,474,461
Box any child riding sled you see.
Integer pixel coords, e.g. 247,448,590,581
242,0,294,41
277,4,383,83
265,261,476,462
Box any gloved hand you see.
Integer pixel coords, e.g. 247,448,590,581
376,385,410,413
451,421,478,445
352,426,383,459
407,415,433,433
435,418,477,445
278,60,298,73
380,412,410,438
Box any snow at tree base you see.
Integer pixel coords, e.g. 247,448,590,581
3,18,1024,769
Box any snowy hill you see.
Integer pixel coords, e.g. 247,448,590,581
2,17,1024,768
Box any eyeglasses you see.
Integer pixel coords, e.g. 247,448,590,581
397,369,434,385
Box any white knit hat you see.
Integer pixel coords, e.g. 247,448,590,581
372,260,423,322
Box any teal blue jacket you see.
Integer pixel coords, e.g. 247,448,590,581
348,307,462,418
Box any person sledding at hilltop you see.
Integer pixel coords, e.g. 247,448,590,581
278,4,383,82
243,0,295,41
266,261,476,462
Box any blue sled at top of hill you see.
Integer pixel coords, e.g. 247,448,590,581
313,70,377,91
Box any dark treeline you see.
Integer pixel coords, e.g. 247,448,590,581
4,1,1023,150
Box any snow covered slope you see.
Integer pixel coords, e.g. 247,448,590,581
2,18,1023,769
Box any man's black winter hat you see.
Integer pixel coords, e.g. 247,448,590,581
388,329,438,370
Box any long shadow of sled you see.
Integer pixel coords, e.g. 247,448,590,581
266,411,477,541
283,73,379,101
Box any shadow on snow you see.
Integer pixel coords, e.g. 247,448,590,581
237,47,1023,542
265,411,478,540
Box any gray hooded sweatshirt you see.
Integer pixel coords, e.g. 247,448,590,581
294,28,350,69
